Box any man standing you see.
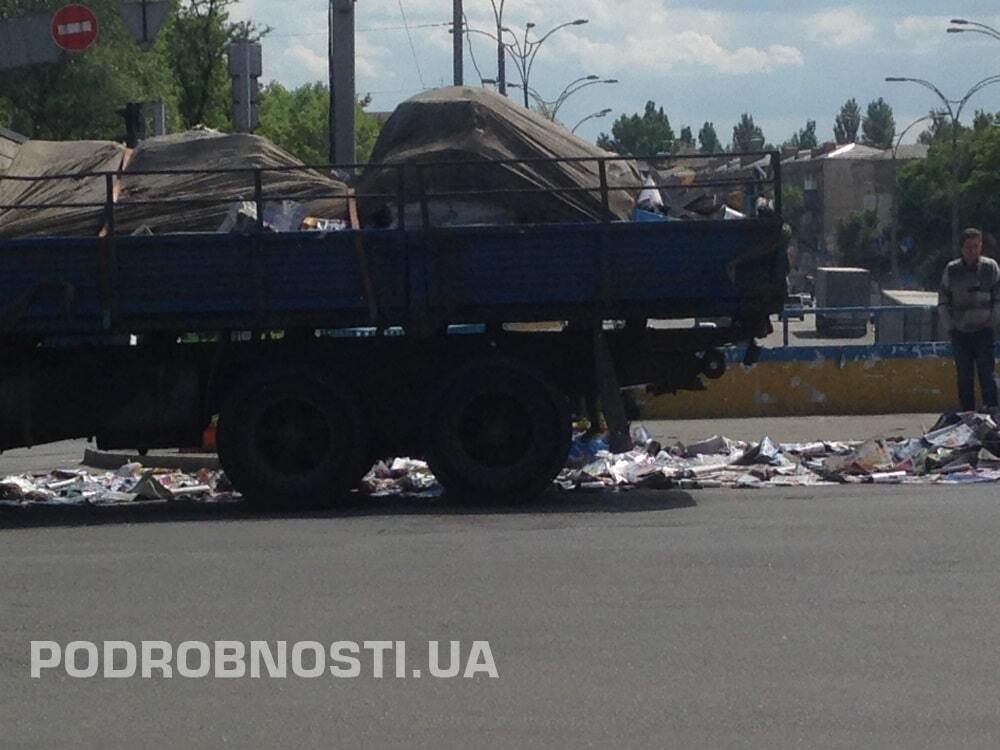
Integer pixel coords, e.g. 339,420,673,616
939,228,1000,412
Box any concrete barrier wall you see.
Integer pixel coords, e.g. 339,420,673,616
636,343,967,418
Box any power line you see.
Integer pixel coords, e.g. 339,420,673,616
396,0,426,89
269,21,450,38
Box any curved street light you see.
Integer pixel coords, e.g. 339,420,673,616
948,18,1000,41
510,76,618,121
571,108,613,134
886,74,1000,252
502,19,589,109
888,114,935,278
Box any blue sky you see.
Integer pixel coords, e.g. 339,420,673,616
232,1,1000,144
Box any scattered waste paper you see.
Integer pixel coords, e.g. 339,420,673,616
5,411,1000,507
0,465,236,508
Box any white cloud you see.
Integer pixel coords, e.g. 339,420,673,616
525,3,803,77
804,8,875,48
892,15,955,52
283,43,326,79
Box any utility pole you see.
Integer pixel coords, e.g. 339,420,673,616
453,0,463,85
329,0,357,166
490,0,506,95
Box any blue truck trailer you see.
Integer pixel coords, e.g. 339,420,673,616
0,154,787,508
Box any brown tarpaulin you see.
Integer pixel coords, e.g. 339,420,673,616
0,131,350,238
356,86,641,226
0,140,127,237
113,130,349,234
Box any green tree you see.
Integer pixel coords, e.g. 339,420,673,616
834,99,861,144
917,113,962,146
837,210,889,274
782,184,806,235
898,124,1000,286
163,0,269,130
0,0,176,138
674,125,695,152
257,82,382,163
596,100,675,156
973,110,998,132
786,119,818,150
862,97,895,149
698,121,721,153
0,0,266,139
732,113,764,152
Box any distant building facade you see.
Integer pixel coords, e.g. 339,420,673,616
781,142,928,260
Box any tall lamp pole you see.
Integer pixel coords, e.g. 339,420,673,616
888,114,934,279
503,19,589,109
489,0,506,95
886,74,1000,253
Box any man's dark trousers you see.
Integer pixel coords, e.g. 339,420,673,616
951,328,998,411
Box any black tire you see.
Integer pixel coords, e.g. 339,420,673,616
217,367,371,511
424,357,571,504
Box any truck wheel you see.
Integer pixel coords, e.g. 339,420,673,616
217,369,371,511
424,358,571,504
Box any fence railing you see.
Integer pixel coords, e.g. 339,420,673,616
0,151,784,235
779,304,939,347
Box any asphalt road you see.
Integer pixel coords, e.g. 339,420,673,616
4,477,1000,749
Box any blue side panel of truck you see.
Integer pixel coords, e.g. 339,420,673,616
0,219,785,336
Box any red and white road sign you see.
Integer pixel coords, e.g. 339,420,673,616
51,4,99,52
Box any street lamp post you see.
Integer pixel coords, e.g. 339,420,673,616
509,76,617,121
489,0,507,95
571,108,612,134
948,18,1000,41
886,74,1000,253
502,19,589,109
888,114,934,279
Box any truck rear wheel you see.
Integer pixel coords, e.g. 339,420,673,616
217,368,371,511
424,358,571,504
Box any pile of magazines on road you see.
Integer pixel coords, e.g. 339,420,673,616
5,412,1000,507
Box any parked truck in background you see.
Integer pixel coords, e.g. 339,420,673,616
0,154,788,510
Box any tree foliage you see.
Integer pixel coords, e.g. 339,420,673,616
675,125,695,153
0,0,176,138
257,83,381,164
0,0,384,164
837,210,889,274
698,121,721,153
898,125,1000,286
596,101,675,156
834,99,861,145
731,113,764,152
861,97,895,149
786,119,818,150
164,0,269,130
782,184,806,236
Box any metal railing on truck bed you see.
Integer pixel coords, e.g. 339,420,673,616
0,153,786,338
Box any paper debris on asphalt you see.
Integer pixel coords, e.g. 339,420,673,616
0,466,237,508
6,411,1000,506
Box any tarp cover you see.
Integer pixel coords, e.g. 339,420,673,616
114,131,349,234
356,86,641,226
0,140,127,238
0,131,350,238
